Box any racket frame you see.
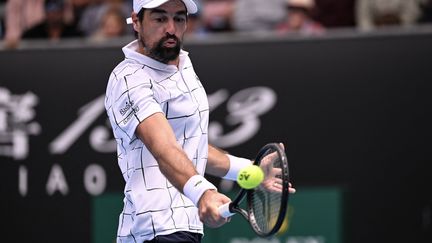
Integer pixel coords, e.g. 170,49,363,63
247,143,290,237
218,143,290,237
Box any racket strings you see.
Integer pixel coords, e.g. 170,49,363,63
250,148,283,234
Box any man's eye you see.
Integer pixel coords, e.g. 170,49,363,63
155,17,166,22
175,17,186,23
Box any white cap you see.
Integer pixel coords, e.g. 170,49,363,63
127,0,198,24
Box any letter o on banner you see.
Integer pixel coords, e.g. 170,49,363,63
84,164,106,196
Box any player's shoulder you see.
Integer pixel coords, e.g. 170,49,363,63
106,60,153,100
111,59,151,80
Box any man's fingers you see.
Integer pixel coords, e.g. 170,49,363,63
200,191,232,228
272,178,283,184
271,167,282,176
279,142,285,150
289,183,296,193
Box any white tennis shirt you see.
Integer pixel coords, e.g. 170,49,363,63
105,40,209,242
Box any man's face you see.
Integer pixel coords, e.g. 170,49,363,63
134,0,188,64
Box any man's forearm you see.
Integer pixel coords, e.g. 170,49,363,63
206,144,252,180
206,144,230,177
154,143,199,190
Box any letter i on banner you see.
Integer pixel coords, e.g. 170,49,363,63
19,165,28,197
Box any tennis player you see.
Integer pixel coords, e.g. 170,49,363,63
105,0,294,242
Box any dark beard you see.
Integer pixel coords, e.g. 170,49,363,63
147,34,181,64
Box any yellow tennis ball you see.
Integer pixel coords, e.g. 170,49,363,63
237,165,264,189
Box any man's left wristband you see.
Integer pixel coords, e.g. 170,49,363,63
183,175,217,207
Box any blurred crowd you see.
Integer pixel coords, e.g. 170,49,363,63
0,0,432,49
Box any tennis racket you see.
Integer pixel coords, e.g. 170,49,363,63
218,143,291,237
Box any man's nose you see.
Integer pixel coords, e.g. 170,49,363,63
165,19,176,35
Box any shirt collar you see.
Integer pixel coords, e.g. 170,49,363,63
122,40,189,72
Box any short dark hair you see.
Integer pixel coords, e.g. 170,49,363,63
137,8,145,22
134,9,145,38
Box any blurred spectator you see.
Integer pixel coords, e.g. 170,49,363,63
202,0,234,32
276,0,324,35
185,11,207,37
313,0,356,28
418,0,432,23
4,0,46,48
90,5,127,41
232,0,287,32
0,0,5,38
356,0,421,31
22,0,83,40
64,0,92,30
78,0,132,37
184,0,207,36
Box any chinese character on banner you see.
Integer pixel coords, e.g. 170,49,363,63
0,87,41,160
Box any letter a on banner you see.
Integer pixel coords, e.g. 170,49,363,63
46,164,69,195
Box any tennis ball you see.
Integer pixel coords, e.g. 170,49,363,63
237,165,264,189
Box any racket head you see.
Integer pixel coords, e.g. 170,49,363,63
247,143,290,237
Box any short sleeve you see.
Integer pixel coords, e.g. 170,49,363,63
108,72,163,142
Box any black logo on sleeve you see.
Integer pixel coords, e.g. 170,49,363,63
119,101,134,116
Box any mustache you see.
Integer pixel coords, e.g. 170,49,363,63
148,33,182,63
160,34,179,44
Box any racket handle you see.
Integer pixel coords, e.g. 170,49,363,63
218,202,235,218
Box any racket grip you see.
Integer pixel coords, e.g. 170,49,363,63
218,202,235,218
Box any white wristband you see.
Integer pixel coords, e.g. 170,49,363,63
183,175,217,207
223,154,252,181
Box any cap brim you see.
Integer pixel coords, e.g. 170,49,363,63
127,0,198,24
145,0,197,14
183,0,198,14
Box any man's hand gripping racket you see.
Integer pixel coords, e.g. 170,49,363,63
218,143,295,237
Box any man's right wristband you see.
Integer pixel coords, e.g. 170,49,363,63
183,175,217,207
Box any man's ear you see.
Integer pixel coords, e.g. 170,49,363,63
131,12,140,32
